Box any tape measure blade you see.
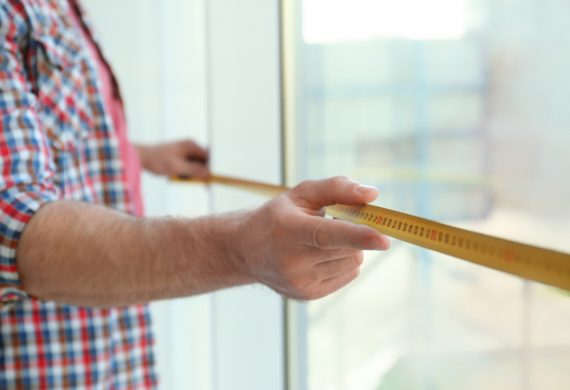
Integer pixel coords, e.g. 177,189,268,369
211,175,287,197
326,204,570,291
173,174,570,291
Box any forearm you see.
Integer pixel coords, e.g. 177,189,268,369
17,201,253,307
16,177,389,306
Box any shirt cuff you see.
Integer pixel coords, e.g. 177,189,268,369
0,184,58,307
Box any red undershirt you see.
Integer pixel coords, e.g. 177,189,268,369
69,4,144,216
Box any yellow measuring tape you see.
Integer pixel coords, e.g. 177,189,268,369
172,175,570,291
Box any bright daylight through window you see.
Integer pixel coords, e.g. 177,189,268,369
285,0,570,389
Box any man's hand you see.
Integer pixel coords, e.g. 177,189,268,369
235,176,390,300
18,176,389,306
136,139,210,179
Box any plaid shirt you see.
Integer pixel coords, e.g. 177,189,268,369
0,1,156,388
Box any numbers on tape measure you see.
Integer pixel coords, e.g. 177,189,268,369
329,204,570,281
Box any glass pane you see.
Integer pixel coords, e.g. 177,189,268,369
286,0,570,389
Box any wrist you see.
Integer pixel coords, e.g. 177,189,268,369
219,211,259,284
196,211,258,287
134,144,154,172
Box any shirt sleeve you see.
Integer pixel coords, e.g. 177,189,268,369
0,5,59,306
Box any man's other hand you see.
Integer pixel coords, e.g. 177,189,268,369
236,176,390,300
136,139,210,179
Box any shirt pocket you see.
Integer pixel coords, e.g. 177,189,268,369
32,32,95,152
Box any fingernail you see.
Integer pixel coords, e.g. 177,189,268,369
355,184,378,195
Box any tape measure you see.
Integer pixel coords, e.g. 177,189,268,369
172,175,570,291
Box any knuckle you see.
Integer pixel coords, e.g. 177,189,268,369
353,251,364,266
287,277,304,293
305,291,322,301
330,175,348,189
352,229,371,249
312,221,330,248
287,271,320,296
351,268,361,280
290,180,314,197
181,139,193,148
166,159,178,172
288,276,312,297
300,287,322,301
263,201,284,227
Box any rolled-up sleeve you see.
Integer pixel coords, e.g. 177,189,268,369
0,5,59,305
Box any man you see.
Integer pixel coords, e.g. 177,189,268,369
0,0,389,388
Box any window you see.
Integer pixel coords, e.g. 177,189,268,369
284,1,570,388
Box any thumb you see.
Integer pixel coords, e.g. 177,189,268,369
180,140,209,162
289,176,379,210
172,159,210,179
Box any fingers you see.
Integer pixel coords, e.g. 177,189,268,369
289,176,379,210
276,251,364,300
243,176,392,302
315,269,361,299
314,251,363,279
179,140,209,162
285,176,389,251
308,247,363,264
172,159,210,179
169,139,210,178
293,268,361,301
300,217,389,251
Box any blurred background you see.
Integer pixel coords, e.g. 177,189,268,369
84,0,569,389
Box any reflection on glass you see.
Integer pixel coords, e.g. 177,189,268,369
288,0,570,389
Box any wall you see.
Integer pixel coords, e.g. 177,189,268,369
208,0,285,388
82,0,284,388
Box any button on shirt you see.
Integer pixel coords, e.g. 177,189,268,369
0,0,156,388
